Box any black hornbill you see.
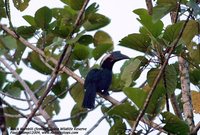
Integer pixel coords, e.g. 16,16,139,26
82,51,129,109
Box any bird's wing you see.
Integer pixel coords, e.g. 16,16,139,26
82,68,101,109
84,68,100,89
82,82,96,109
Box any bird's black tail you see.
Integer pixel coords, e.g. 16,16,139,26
82,83,96,109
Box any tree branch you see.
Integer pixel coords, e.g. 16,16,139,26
0,3,121,107
130,14,191,134
145,0,153,15
178,56,195,131
1,97,48,131
0,57,59,134
170,93,183,119
0,91,31,101
17,0,90,134
84,114,107,135
168,0,184,120
192,121,200,135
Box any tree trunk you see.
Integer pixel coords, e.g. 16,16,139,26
178,56,195,133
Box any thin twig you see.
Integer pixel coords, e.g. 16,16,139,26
86,85,168,135
0,23,121,106
17,0,90,134
0,91,31,101
23,90,44,124
0,57,58,134
169,0,184,120
4,113,40,118
1,98,47,130
53,109,92,123
34,77,50,94
42,83,75,110
84,114,107,135
170,93,183,119
130,13,191,134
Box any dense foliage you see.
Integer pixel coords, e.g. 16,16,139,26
0,0,200,134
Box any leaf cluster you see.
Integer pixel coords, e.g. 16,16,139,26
0,0,200,135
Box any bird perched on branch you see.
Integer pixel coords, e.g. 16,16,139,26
82,51,129,109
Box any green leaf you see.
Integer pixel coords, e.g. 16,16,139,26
182,20,200,44
108,102,138,120
85,2,99,16
3,81,22,98
190,68,200,86
13,41,26,64
1,36,17,50
52,6,77,20
52,81,67,99
94,31,113,47
79,66,90,78
70,104,87,127
133,8,164,38
0,40,8,55
92,31,113,60
123,87,147,109
83,13,110,31
124,87,165,117
44,37,63,57
163,22,183,43
26,51,52,75
0,71,6,89
70,83,84,107
34,6,52,30
51,6,77,37
42,95,60,117
187,42,200,64
73,44,90,60
31,80,45,96
4,107,19,128
120,58,141,87
52,74,68,99
109,120,126,135
152,0,177,22
16,26,36,39
92,44,113,60
110,74,124,92
161,112,190,135
23,15,36,26
12,0,30,11
78,35,93,45
119,33,151,53
147,65,177,93
61,0,85,10
0,0,6,19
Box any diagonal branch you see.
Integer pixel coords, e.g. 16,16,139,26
0,21,120,109
0,4,120,107
17,0,90,134
192,121,200,134
0,57,58,133
1,97,47,131
130,14,191,134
